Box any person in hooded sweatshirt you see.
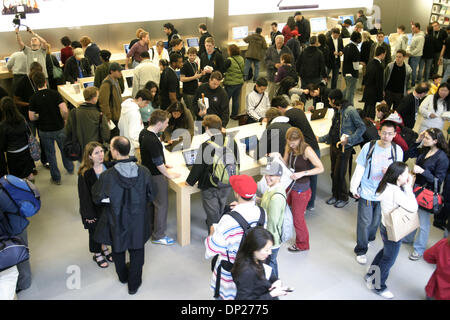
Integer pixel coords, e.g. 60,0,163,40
296,36,327,89
258,107,292,158
92,136,155,295
118,89,152,156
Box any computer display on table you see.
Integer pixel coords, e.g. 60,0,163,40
124,44,130,54
83,82,94,89
232,26,249,40
240,135,259,154
384,36,390,45
163,41,169,50
310,17,328,33
187,38,199,48
182,149,198,167
126,76,133,88
339,15,355,25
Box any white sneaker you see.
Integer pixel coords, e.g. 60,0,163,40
356,255,367,265
376,290,394,299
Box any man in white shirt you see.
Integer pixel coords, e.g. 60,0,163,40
6,51,28,92
118,89,152,156
407,22,425,87
132,51,160,98
15,27,48,79
151,41,170,66
246,77,270,123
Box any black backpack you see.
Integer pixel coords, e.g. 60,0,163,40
399,125,418,149
365,140,398,178
211,207,265,298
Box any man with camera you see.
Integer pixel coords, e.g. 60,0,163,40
15,26,49,80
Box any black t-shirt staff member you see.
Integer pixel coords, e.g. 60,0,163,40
160,53,183,110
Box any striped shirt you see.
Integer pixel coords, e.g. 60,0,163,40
204,202,267,300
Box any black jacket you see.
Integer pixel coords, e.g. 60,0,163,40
396,93,422,129
360,40,374,65
186,134,240,190
408,146,450,190
193,83,229,127
234,265,278,300
199,49,225,83
362,58,384,103
93,160,155,252
296,19,311,44
422,33,435,60
318,43,332,69
258,119,292,157
286,37,301,62
64,56,92,84
85,43,102,67
296,46,327,80
301,84,332,109
77,163,113,229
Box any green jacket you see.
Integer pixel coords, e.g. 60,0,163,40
260,185,286,248
244,33,268,61
224,56,244,86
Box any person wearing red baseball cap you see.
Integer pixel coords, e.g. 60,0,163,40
205,174,267,300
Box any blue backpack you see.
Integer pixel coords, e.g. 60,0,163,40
0,175,41,218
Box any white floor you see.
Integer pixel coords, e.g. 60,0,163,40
16,84,445,300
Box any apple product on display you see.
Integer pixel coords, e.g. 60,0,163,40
187,38,199,47
232,26,249,40
339,15,355,25
83,82,94,89
310,17,327,33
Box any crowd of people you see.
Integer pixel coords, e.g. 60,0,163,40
0,10,450,301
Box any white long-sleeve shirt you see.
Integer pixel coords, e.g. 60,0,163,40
246,90,270,121
118,98,144,156
418,94,447,133
132,59,160,98
407,31,425,57
378,183,418,227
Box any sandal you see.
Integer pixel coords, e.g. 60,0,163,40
102,248,114,263
288,244,306,252
93,254,109,268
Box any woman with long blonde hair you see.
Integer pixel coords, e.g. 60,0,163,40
78,142,113,268
271,127,324,252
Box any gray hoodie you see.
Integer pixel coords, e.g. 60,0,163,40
407,31,425,57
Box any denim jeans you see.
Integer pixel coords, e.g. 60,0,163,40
412,208,432,255
354,199,381,256
244,58,260,81
443,58,450,83
266,247,280,278
343,76,357,106
409,56,421,87
39,129,74,182
418,58,432,83
366,224,402,292
225,84,243,117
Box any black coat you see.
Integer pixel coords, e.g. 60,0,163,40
77,163,113,229
296,46,327,80
432,29,448,53
64,56,92,84
396,93,421,129
92,160,155,252
362,59,384,103
296,19,311,44
234,265,278,300
326,36,344,67
199,49,225,83
258,120,292,157
360,40,374,65
199,31,212,56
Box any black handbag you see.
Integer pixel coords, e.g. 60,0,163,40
63,109,82,161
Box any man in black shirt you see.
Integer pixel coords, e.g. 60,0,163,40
163,23,180,50
193,71,229,128
28,71,73,185
294,11,311,47
343,31,362,106
198,23,212,57
431,21,448,76
272,96,320,211
362,46,386,119
160,53,183,110
396,83,430,129
199,37,225,84
384,49,412,110
270,22,282,46
181,47,205,118
139,110,180,246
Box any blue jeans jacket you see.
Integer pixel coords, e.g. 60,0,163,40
319,103,366,150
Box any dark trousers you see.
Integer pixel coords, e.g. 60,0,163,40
201,186,232,228
330,143,353,201
307,148,320,208
225,84,243,117
16,229,31,291
330,60,341,89
363,99,377,120
150,175,169,240
111,248,145,292
88,226,102,254
384,91,404,111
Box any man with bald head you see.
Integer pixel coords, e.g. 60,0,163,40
92,136,155,295
15,26,49,79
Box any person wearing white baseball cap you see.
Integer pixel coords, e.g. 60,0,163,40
63,47,92,83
